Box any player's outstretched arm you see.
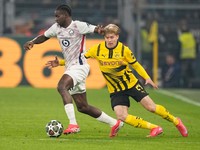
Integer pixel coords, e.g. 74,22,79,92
23,34,49,51
131,61,158,89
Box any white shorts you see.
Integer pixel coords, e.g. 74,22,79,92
64,64,90,95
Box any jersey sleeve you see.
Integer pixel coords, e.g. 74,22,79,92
75,20,96,34
44,23,57,38
131,62,150,79
125,47,150,79
124,47,137,64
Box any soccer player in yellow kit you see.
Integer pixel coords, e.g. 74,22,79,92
46,24,188,137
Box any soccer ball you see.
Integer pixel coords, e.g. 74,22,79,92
45,120,63,137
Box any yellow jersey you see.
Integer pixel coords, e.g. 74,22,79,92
179,32,196,59
85,41,150,94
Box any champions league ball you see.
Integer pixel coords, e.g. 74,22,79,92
45,120,63,137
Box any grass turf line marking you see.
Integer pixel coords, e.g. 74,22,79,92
38,139,200,144
156,89,200,107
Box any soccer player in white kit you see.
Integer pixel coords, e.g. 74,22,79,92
24,4,123,137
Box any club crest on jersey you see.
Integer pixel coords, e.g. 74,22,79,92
62,39,70,47
67,29,74,36
114,53,120,58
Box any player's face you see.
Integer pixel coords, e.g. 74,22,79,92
54,10,67,27
104,33,119,49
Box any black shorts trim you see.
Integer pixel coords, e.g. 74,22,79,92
110,81,149,109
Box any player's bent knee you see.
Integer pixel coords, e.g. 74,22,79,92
146,105,156,112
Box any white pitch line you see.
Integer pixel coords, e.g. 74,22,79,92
38,139,200,144
156,89,200,107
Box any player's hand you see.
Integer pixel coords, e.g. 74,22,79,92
145,78,158,89
23,41,34,51
96,25,104,35
45,56,59,69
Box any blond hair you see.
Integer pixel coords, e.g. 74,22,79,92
104,24,120,35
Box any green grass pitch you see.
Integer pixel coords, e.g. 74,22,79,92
0,87,200,150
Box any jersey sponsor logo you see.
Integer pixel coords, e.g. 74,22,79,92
99,60,123,66
62,39,70,47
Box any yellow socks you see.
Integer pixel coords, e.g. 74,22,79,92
125,114,158,129
124,105,179,131
155,105,179,125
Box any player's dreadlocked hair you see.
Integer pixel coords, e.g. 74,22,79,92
56,4,72,16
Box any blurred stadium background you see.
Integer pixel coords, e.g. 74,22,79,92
0,0,200,88
1,2,200,149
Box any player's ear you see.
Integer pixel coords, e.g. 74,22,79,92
116,34,119,39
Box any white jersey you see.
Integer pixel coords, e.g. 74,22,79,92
44,20,96,69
